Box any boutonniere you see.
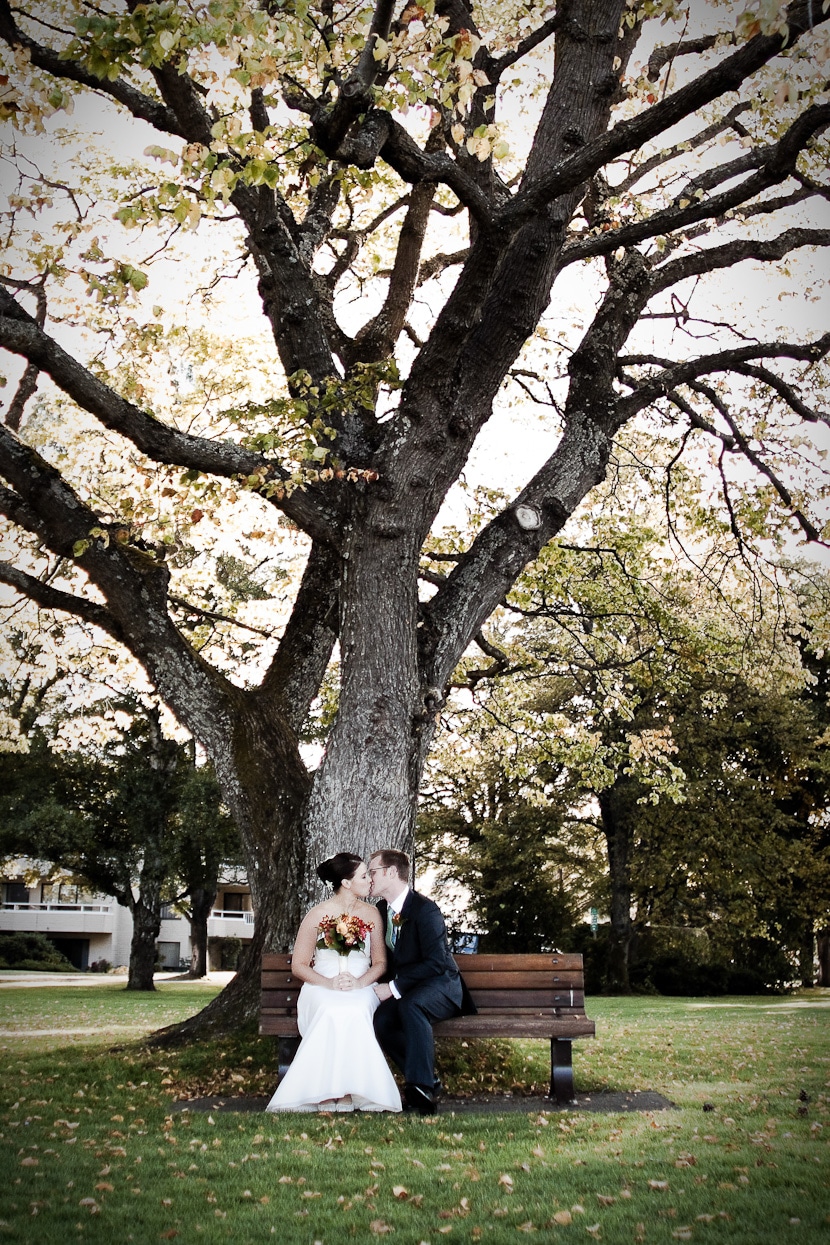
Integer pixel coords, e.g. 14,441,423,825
392,913,406,929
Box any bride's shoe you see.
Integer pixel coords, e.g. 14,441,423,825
335,1095,354,1111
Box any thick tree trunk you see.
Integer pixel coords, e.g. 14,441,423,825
149,897,279,1045
187,886,215,978
817,930,830,987
302,523,423,885
599,785,633,993
799,928,815,988
127,898,162,991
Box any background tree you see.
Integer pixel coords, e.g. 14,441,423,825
418,477,829,989
0,707,236,988
170,760,243,978
0,0,829,1026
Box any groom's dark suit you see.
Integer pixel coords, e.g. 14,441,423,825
373,889,473,1098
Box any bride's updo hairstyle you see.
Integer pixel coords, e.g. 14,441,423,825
317,852,363,891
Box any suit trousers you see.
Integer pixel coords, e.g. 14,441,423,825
373,974,462,1089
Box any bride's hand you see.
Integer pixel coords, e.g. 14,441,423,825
333,972,355,990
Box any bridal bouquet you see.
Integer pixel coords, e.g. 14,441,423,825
316,913,371,955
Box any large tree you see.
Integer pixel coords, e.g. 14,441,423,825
1,0,829,1026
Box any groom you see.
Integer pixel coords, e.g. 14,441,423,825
369,848,472,1115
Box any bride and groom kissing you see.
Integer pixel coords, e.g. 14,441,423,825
266,848,475,1115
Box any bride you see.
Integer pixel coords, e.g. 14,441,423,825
265,852,402,1113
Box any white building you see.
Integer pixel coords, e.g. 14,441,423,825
0,861,254,971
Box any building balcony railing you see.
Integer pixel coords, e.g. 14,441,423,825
2,902,113,912
207,909,255,940
0,901,116,935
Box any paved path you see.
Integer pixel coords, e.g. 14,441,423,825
173,1090,675,1116
0,970,235,988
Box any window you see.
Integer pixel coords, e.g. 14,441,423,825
3,881,29,905
222,892,245,912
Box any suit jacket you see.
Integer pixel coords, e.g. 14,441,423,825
377,890,477,1015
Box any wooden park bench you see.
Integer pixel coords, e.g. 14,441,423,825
261,951,595,1105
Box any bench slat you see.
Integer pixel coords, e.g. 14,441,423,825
461,970,583,990
466,989,585,1009
260,1016,596,1039
261,993,301,1006
453,953,584,971
261,951,585,974
262,954,294,970
434,1016,597,1038
262,971,298,988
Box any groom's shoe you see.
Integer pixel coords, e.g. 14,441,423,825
404,1083,438,1115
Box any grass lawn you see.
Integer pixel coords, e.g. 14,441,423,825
0,982,827,1243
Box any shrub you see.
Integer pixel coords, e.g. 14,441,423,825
0,932,75,971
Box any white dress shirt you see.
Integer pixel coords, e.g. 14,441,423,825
387,886,409,999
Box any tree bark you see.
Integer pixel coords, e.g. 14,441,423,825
817,930,830,988
187,886,215,979
598,785,633,993
798,927,815,988
127,897,162,991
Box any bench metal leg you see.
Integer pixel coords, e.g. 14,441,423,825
549,1038,576,1105
278,1036,300,1079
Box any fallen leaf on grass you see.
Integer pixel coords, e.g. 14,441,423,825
95,1183,114,1193
392,1186,408,1200
671,1230,692,1241
649,1180,669,1191
19,1158,38,1167
498,1173,514,1191
552,1210,572,1226
597,1195,616,1206
369,1220,393,1235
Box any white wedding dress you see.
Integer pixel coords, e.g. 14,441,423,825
265,947,402,1113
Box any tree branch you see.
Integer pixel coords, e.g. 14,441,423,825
649,227,830,298
0,0,189,137
0,426,240,743
260,541,340,733
0,288,339,543
562,103,830,265
492,13,560,75
350,140,440,362
613,103,749,195
507,0,829,224
687,380,823,544
0,556,123,639
617,332,830,422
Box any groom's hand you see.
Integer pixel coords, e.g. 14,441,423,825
373,983,393,1002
